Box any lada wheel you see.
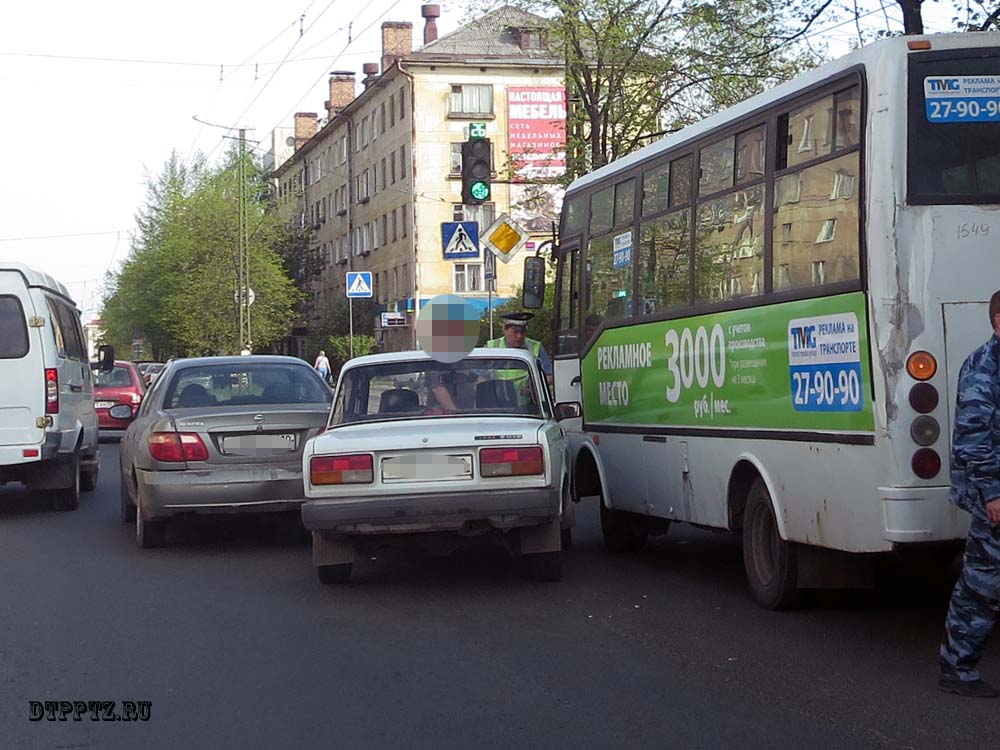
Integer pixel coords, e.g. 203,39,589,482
600,501,646,554
317,564,352,584
742,478,799,610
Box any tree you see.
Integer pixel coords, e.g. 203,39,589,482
100,148,304,358
780,0,998,40
492,0,819,177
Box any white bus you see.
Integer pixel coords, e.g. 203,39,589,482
545,33,1000,608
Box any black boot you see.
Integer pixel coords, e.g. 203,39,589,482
938,676,1000,698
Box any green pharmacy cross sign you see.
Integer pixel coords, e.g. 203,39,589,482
470,181,490,201
469,122,487,139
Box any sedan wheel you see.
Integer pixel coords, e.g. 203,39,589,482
119,469,136,523
135,488,166,549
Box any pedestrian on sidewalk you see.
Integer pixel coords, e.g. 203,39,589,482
313,350,331,384
939,290,1000,698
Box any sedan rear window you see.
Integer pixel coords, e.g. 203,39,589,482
95,365,134,387
331,357,543,426
165,363,332,409
0,295,29,359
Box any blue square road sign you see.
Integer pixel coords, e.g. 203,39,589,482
346,271,373,298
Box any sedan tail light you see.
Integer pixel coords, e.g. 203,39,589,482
149,432,209,462
45,368,59,414
480,446,544,477
311,454,373,485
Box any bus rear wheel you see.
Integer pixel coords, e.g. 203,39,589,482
742,478,799,610
600,502,647,555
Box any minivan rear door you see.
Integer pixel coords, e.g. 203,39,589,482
0,270,45,447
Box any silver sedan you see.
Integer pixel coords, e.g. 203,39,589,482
117,355,332,548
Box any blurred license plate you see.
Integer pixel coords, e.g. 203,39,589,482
221,434,296,455
381,454,472,481
95,401,115,409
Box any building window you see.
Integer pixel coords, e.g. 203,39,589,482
458,202,495,228
815,218,837,243
398,86,406,120
390,151,397,184
450,143,463,175
831,169,856,199
402,207,408,237
449,84,493,116
380,102,386,133
452,203,464,222
381,158,387,191
392,209,398,242
399,145,407,179
454,263,483,292
518,29,545,49
381,214,388,246
389,93,395,127
811,260,826,285
782,222,792,242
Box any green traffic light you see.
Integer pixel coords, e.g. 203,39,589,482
470,181,490,201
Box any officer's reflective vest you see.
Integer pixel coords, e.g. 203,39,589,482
486,337,540,395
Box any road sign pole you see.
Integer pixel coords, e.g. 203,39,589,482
488,288,494,340
349,297,354,360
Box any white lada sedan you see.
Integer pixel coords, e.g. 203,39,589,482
301,348,572,584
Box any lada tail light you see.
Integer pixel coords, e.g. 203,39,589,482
311,454,373,485
149,432,209,462
480,446,544,477
45,368,59,414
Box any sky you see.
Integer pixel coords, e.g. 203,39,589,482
0,0,959,321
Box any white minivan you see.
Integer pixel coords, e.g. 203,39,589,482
0,263,112,509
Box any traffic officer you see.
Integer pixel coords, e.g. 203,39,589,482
939,290,1000,698
486,312,553,382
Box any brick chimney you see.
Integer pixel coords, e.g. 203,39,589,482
421,4,440,45
324,71,356,118
362,62,380,90
381,21,413,73
293,112,318,151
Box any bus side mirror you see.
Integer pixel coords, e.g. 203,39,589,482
522,256,546,309
96,345,115,373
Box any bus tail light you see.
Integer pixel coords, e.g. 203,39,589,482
480,446,544,477
906,351,937,381
909,382,939,413
149,432,209,462
45,369,59,414
311,454,373,485
912,448,941,479
910,416,940,446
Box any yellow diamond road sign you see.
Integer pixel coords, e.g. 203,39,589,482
482,214,528,264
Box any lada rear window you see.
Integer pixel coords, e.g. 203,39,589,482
331,358,543,425
0,295,29,359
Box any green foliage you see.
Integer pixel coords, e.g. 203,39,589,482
304,296,377,364
328,334,378,370
100,147,303,358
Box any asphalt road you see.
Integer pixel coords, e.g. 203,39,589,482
1,445,998,749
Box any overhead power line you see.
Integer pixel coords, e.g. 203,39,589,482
0,229,132,243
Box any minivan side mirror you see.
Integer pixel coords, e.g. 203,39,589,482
97,345,115,373
522,256,546,309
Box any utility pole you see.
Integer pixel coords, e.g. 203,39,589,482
191,115,254,354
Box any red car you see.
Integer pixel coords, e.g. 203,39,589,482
94,361,146,438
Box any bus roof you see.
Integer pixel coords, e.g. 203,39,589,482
566,31,1000,196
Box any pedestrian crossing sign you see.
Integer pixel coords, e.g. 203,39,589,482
345,271,373,298
441,221,480,259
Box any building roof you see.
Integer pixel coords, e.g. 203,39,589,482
408,5,561,64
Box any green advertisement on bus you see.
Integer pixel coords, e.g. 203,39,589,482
582,292,875,433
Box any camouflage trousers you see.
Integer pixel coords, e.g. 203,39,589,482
940,512,1000,681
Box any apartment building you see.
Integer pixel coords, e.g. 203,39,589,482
272,4,566,350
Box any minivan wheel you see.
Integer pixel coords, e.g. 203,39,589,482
317,564,352,584
49,453,81,512
81,464,99,493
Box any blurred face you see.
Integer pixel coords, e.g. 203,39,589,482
504,325,525,347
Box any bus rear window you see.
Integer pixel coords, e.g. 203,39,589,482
908,51,1000,204
0,295,29,359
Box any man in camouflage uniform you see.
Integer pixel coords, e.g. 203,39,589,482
939,290,1000,698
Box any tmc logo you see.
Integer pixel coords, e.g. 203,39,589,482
928,78,961,92
790,325,817,350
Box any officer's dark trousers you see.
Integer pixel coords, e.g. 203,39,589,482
940,513,1000,681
